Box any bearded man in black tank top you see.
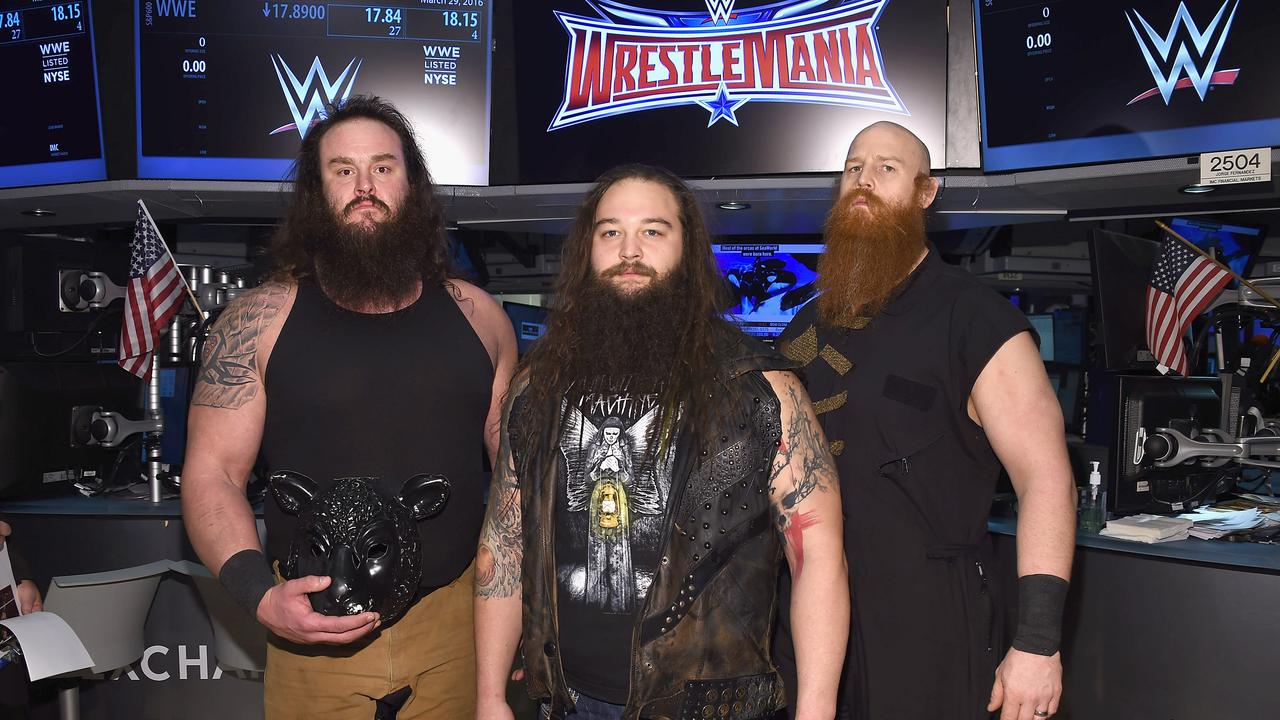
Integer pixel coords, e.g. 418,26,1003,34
181,96,516,720
772,122,1078,720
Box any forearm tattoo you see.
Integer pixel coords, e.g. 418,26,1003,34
770,382,838,579
191,283,288,409
476,412,524,598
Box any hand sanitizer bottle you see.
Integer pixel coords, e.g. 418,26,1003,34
1080,461,1106,533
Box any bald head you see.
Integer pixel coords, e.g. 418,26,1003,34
839,121,938,210
850,121,931,175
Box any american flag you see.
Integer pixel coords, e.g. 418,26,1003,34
1145,236,1232,375
118,201,186,379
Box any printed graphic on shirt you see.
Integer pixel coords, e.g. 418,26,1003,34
557,390,678,614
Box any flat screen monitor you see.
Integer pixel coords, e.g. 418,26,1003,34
503,302,548,356
1168,216,1264,281
1045,363,1083,435
499,0,947,184
1113,374,1235,514
974,0,1280,171
1053,308,1085,365
1028,313,1055,362
1091,229,1161,371
134,0,492,184
714,242,821,341
0,0,107,188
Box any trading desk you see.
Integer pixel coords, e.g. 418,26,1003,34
3,496,264,720
988,516,1280,720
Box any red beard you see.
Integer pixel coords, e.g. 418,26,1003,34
816,179,929,327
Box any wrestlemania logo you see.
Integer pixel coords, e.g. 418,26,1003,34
549,0,908,130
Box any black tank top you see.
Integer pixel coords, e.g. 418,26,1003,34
260,280,493,588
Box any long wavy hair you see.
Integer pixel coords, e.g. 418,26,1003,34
267,95,451,287
517,164,735,463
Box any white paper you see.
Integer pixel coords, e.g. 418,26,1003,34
0,612,94,681
0,544,19,619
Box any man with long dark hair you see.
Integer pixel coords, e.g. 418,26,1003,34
474,165,848,720
774,122,1077,720
182,96,515,718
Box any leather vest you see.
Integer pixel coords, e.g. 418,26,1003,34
514,333,795,720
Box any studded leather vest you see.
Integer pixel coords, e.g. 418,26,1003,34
513,332,795,720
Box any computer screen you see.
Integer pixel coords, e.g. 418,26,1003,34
0,0,107,188
1053,309,1086,365
974,0,1280,171
134,0,493,183
1028,314,1055,362
499,0,947,183
1090,229,1162,371
713,243,822,341
503,302,548,356
1168,217,1264,282
1045,364,1083,435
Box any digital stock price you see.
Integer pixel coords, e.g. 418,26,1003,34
135,0,492,184
975,0,1280,171
0,0,106,187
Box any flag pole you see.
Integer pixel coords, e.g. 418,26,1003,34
1155,220,1280,312
137,200,207,319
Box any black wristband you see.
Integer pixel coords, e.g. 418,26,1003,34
1011,573,1069,656
218,549,277,619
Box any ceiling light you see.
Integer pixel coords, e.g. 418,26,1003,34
1179,184,1215,194
717,201,751,210
21,208,56,217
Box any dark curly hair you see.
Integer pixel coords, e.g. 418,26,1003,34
517,164,736,460
267,95,451,287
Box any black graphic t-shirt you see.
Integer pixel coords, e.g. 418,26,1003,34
553,386,680,703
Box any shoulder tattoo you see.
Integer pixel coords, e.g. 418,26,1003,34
191,283,289,409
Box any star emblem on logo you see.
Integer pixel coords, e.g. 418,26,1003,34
696,83,747,127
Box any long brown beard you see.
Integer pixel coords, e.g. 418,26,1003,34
816,180,928,327
557,263,688,395
301,195,438,310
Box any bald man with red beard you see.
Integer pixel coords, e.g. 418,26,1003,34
773,122,1078,720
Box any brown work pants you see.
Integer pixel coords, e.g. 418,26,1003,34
265,563,477,720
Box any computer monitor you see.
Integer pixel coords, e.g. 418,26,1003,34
713,242,822,341
1112,375,1236,515
503,302,548,357
1053,309,1086,365
1168,217,1265,283
1045,364,1084,436
1090,229,1162,371
1028,314,1055,362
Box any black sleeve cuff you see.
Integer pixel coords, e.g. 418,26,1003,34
218,549,277,619
1010,573,1069,656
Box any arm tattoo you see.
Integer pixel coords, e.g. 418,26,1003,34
769,380,837,580
772,384,837,509
476,408,524,598
192,283,288,409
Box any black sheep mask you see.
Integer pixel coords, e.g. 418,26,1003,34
269,471,450,625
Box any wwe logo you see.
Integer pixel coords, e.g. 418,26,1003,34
269,55,363,138
1126,0,1240,105
706,0,735,23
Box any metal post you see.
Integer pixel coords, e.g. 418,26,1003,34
58,684,80,720
147,353,165,504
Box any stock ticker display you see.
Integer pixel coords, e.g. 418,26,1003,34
975,0,1280,171
505,0,947,184
0,0,106,188
135,0,492,184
